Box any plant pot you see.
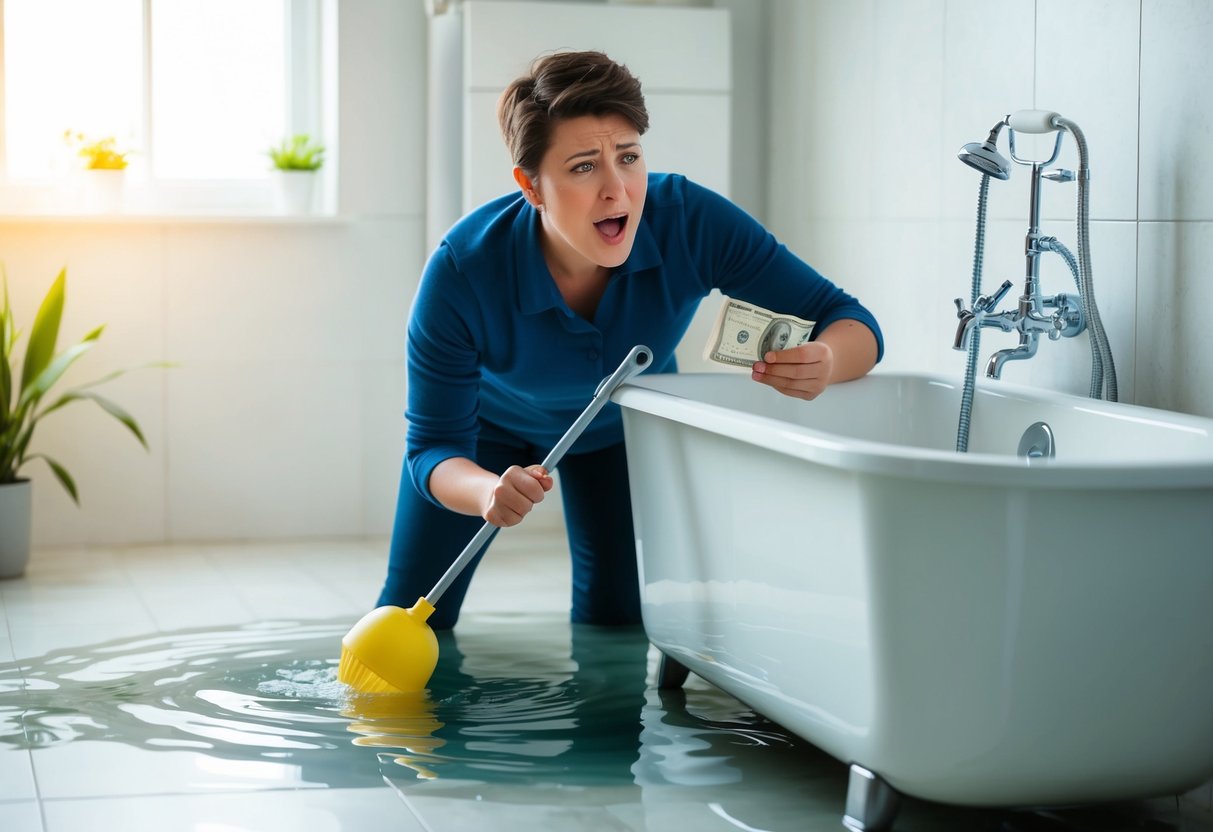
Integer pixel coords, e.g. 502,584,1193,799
272,170,318,214
0,479,32,579
81,169,126,213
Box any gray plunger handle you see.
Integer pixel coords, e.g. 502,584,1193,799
426,345,653,605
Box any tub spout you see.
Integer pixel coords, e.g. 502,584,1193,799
986,332,1040,378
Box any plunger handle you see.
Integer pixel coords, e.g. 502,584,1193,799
424,345,653,605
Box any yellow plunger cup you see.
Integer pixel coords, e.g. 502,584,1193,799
338,345,654,694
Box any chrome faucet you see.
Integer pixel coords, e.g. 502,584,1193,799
953,112,1087,379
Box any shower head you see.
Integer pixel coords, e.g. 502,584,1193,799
958,130,1011,180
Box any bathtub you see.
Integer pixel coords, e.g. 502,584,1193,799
612,371,1213,830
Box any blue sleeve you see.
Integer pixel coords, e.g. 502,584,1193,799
682,180,884,362
405,244,483,506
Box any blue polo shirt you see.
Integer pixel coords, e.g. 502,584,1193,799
405,173,882,503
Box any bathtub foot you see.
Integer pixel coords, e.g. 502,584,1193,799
656,651,690,689
842,763,900,832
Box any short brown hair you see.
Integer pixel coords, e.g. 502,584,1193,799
497,51,649,178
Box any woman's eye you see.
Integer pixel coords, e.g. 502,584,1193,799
622,153,638,164
572,162,593,174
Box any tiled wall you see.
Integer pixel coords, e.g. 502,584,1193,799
765,0,1213,418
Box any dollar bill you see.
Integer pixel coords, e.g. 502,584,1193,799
702,298,816,368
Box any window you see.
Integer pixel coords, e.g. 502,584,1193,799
0,0,334,215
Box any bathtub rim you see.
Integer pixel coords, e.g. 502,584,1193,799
611,370,1213,490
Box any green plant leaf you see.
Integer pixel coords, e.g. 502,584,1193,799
17,335,100,411
1,271,14,424
26,452,79,504
268,134,325,171
40,390,148,449
20,267,66,395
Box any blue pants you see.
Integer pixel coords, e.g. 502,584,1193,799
377,433,641,629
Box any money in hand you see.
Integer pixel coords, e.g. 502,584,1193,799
702,297,816,368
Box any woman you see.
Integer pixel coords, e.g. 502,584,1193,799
378,51,883,629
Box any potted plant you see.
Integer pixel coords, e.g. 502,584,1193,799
1,267,150,578
63,130,132,212
267,134,325,214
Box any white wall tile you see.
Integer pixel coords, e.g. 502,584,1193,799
1036,0,1141,222
940,0,1036,222
796,218,950,376
871,0,946,220
360,360,408,537
462,1,731,91
337,0,427,218
344,219,424,362
164,361,364,540
1139,0,1213,221
714,0,770,220
162,225,360,364
1136,221,1213,417
768,0,876,230
29,372,167,547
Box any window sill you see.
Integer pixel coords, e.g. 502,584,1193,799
0,212,349,225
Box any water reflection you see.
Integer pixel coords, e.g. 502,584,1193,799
0,615,1194,831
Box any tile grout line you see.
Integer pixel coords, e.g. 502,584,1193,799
2,581,48,827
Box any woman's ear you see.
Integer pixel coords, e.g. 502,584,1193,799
513,167,542,209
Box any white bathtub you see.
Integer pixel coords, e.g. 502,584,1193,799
612,371,1213,829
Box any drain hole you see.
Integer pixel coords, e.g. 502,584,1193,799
1017,421,1056,460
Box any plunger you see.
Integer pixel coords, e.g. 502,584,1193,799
338,345,653,693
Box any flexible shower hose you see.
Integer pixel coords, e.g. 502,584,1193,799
1055,117,1118,401
956,174,990,453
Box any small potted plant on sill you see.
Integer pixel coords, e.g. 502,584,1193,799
1,267,152,579
267,134,325,214
63,130,133,213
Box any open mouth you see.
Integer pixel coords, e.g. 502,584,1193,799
593,214,628,244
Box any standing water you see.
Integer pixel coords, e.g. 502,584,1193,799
1,613,1202,830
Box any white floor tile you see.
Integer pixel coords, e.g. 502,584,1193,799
3,586,158,659
401,793,638,832
40,786,422,832
0,800,42,832
0,749,38,801
0,621,15,663
30,742,322,800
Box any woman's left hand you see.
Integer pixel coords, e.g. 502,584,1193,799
751,341,834,401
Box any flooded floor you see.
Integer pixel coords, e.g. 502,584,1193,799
2,536,1211,831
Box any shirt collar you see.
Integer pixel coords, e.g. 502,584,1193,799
515,204,664,316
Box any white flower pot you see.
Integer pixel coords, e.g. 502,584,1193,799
81,169,126,213
273,170,318,214
0,479,32,579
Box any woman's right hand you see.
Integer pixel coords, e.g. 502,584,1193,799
483,464,553,527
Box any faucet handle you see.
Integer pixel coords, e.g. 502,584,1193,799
954,297,968,318
976,279,1014,312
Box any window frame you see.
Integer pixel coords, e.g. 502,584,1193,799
0,0,336,218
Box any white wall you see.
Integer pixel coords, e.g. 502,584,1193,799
2,0,427,547
764,0,1213,420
